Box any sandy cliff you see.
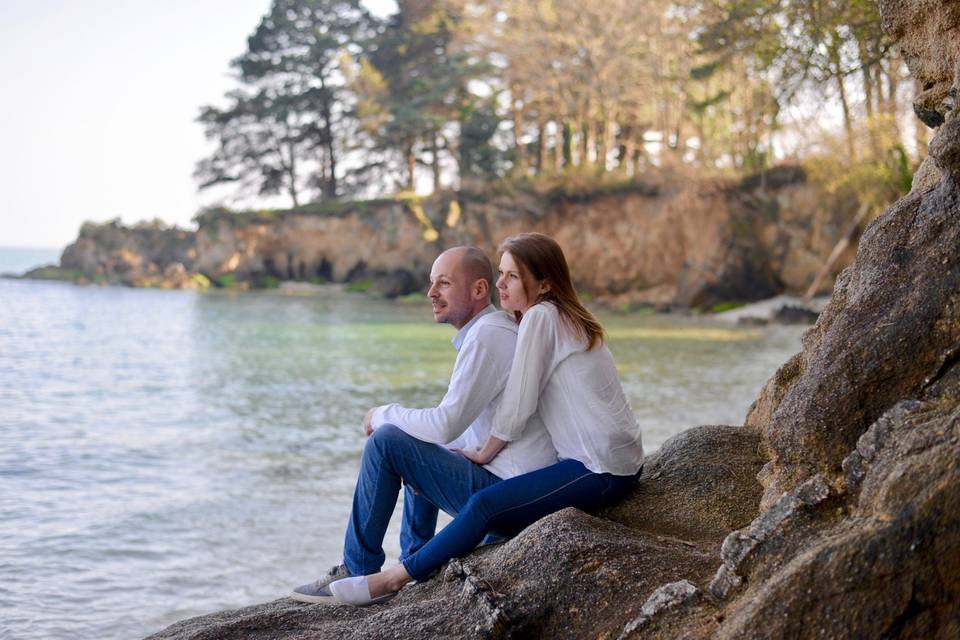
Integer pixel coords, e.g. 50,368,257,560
60,168,849,308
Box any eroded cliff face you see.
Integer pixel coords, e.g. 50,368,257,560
60,221,199,288
146,3,959,638
60,169,849,307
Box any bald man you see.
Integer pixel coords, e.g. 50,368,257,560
291,247,557,603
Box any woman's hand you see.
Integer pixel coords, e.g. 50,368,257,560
459,448,488,465
458,436,507,465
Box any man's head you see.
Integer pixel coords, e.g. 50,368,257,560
427,247,494,328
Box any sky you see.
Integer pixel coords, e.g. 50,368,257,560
0,0,393,249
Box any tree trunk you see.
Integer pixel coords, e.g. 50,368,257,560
430,131,441,193
512,93,526,173
618,123,631,173
535,117,545,174
552,120,563,172
319,82,338,199
584,122,596,166
563,122,573,167
631,126,646,174
829,32,856,160
597,116,614,173
804,203,871,301
406,144,416,191
886,55,902,122
284,136,299,208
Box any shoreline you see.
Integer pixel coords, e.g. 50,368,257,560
4,273,825,325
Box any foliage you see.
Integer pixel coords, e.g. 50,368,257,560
804,114,914,218
195,0,917,216
346,279,373,293
21,266,87,283
252,275,281,289
709,301,746,313
212,273,237,288
190,273,212,289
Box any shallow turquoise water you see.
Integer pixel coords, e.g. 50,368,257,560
0,278,802,639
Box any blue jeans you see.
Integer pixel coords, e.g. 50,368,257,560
343,424,502,576
401,458,641,581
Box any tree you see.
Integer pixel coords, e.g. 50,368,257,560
196,0,373,204
348,0,489,192
195,89,311,207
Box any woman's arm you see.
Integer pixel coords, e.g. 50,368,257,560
459,435,507,465
490,304,561,443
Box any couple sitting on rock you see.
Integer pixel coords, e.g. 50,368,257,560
291,232,645,606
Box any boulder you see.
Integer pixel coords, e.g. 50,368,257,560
147,424,764,640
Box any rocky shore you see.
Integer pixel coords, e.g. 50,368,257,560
148,1,960,638
47,165,851,310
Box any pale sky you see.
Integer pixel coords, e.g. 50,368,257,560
0,0,394,249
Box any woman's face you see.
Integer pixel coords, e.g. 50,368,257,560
497,251,541,314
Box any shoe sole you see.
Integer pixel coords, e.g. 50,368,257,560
289,590,337,604
332,591,397,607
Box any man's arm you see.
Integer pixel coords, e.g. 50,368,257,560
368,325,514,445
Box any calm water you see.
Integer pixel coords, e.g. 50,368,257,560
0,277,803,639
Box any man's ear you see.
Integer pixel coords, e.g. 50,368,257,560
473,278,490,300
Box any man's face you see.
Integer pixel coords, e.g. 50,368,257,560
427,251,475,328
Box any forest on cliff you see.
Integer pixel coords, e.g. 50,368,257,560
196,0,917,220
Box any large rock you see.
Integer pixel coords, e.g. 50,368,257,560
602,425,764,545
686,2,960,636
753,1,960,510
147,424,763,640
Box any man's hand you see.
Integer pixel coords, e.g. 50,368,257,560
363,407,376,436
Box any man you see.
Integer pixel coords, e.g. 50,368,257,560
291,246,556,603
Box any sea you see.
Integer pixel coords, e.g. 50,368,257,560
0,247,804,639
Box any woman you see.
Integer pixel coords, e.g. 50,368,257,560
329,232,644,605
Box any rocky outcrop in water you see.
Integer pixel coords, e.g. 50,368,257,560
147,1,960,637
58,168,850,307
59,219,200,288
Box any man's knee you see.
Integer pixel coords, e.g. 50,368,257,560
369,422,408,445
364,423,414,460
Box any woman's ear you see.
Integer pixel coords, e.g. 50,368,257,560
539,280,551,295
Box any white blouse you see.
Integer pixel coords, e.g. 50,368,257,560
490,302,644,475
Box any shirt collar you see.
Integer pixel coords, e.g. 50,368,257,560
451,304,496,351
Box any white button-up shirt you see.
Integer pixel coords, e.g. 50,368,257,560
490,302,644,476
371,305,558,479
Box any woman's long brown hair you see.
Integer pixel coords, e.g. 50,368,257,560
499,233,605,350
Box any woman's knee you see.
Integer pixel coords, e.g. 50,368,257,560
460,489,499,525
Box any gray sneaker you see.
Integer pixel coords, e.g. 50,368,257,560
290,564,352,603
